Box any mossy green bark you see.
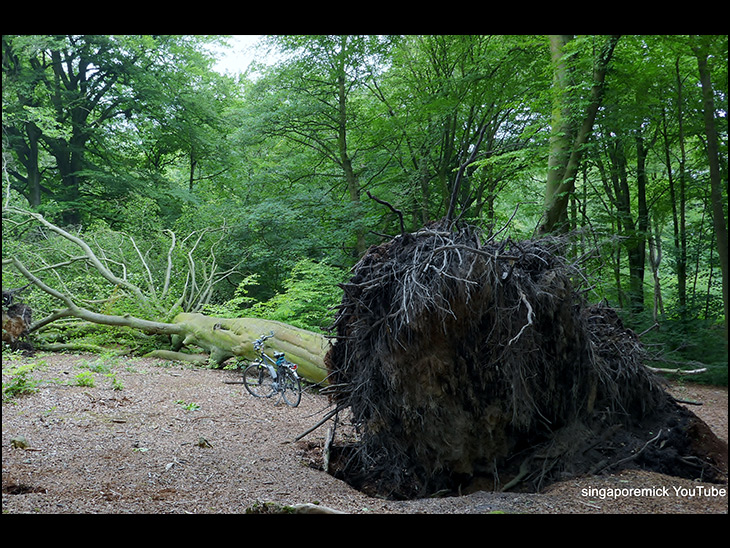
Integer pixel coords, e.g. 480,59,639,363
168,313,330,385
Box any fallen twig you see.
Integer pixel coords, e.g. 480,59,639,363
597,429,664,474
294,405,342,442
646,366,707,375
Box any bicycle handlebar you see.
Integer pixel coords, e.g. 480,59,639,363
253,331,276,350
252,331,298,373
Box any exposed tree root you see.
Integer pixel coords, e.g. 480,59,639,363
322,222,727,499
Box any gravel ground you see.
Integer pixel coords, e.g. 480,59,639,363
2,352,727,514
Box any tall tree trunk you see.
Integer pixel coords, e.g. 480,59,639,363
543,35,574,232
540,35,620,235
434,114,458,214
662,107,687,314
648,215,665,321
26,123,42,207
693,38,729,342
599,135,645,311
629,131,653,312
189,148,197,191
615,140,643,312
53,144,84,226
4,123,43,207
336,71,366,255
675,59,690,316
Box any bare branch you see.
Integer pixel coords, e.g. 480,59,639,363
367,190,405,235
8,254,182,335
162,229,176,299
4,206,150,308
3,206,247,337
124,231,157,299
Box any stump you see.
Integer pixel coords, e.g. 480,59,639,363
323,223,727,499
2,285,33,352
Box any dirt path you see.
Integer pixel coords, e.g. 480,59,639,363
2,353,727,514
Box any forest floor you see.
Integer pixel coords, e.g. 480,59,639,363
2,352,727,515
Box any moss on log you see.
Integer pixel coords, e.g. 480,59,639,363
169,313,331,385
144,349,210,365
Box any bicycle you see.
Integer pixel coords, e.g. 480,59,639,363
241,332,302,407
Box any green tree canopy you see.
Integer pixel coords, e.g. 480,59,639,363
3,34,727,368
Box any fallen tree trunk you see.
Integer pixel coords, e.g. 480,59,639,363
3,280,330,384
27,309,331,385
26,309,331,384
3,207,330,385
30,311,332,385
5,265,330,384
166,313,330,385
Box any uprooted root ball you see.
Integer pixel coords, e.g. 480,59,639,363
323,223,727,499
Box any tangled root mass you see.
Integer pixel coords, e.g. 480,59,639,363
324,223,727,499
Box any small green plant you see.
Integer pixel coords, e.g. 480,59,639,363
203,273,259,317
175,399,200,411
74,370,96,387
106,372,124,390
2,364,40,401
79,351,120,373
1,346,26,363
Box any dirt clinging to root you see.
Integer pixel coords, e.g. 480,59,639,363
324,223,727,499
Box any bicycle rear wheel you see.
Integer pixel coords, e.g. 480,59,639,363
243,362,275,398
280,367,301,407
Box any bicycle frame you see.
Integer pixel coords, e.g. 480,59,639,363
243,332,301,406
252,332,298,379
255,349,298,381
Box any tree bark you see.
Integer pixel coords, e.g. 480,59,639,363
337,61,366,255
168,313,330,384
540,35,620,235
693,38,729,342
662,105,687,313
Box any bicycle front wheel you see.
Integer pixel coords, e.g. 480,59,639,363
243,362,275,398
280,367,301,407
